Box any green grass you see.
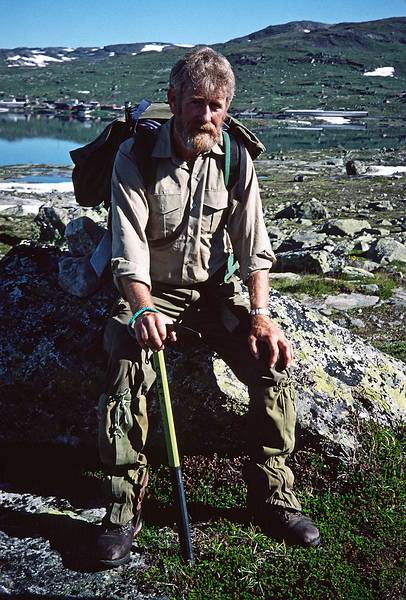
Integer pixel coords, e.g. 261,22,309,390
135,425,405,599
374,341,406,364
270,273,401,301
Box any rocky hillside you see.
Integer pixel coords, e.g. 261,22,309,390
0,18,405,114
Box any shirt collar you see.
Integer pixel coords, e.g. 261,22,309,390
152,118,224,159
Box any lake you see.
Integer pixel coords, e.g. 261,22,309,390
0,112,405,171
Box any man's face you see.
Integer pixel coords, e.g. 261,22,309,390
168,83,229,155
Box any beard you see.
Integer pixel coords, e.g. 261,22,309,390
177,122,220,154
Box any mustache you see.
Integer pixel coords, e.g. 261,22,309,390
192,123,217,136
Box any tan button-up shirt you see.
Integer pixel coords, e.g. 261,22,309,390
111,119,275,288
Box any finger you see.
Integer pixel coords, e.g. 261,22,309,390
135,322,150,352
248,335,259,359
269,339,279,368
279,340,293,369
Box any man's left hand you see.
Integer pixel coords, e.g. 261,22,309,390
248,315,294,370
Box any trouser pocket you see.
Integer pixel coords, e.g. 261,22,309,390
98,389,148,468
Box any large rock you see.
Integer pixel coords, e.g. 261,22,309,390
273,250,332,274
35,200,108,244
321,219,371,237
65,216,106,257
274,198,330,221
0,245,404,461
368,238,406,264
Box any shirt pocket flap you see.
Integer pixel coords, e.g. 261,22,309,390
203,190,229,212
151,193,183,214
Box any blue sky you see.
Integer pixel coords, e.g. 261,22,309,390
0,0,405,48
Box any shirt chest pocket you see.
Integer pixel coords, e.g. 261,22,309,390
147,193,184,240
202,190,229,233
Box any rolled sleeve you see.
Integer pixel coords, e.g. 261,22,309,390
227,149,276,282
110,139,152,289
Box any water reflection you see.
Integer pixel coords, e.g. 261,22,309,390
0,112,405,167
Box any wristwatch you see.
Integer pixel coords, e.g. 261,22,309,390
249,307,270,317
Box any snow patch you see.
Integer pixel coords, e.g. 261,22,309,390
109,52,115,57
7,54,76,67
0,181,74,193
314,116,351,125
77,90,90,94
303,29,311,33
366,166,406,177
141,44,168,52
364,66,394,77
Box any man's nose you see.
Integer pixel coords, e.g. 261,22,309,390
200,104,212,123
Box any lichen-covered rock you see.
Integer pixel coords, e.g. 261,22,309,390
1,245,404,463
368,238,406,264
35,199,108,243
274,198,330,221
321,219,371,237
273,249,332,274
58,255,103,298
65,216,106,257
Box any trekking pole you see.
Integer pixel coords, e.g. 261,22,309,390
152,347,194,564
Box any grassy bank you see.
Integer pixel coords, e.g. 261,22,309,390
132,425,405,599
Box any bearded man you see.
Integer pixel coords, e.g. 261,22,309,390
96,47,320,567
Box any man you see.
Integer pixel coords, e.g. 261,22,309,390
96,47,320,567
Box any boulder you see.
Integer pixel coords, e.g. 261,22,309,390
368,238,406,264
275,230,327,252
321,219,371,237
345,160,368,177
35,200,108,244
1,245,404,461
274,198,330,221
324,293,380,311
58,255,106,298
65,217,107,257
273,250,332,274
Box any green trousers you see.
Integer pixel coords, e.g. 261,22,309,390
98,276,301,524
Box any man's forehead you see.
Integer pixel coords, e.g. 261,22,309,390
183,83,228,103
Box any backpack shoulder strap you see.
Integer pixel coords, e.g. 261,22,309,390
132,120,162,189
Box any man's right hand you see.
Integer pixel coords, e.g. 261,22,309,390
132,311,177,352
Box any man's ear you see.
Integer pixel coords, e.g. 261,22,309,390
167,88,177,114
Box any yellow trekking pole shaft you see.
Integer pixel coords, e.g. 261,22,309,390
153,349,194,563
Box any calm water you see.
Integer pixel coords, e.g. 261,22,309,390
0,113,405,168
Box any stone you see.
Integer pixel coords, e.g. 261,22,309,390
1,245,404,462
58,255,105,298
273,250,332,274
360,284,380,294
368,238,406,264
342,266,375,279
274,198,330,221
269,272,302,282
65,216,107,257
321,219,371,237
35,199,108,243
368,200,394,211
324,293,380,311
275,230,327,253
345,160,368,176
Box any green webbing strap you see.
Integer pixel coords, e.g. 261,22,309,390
222,129,239,283
153,350,180,468
223,130,231,188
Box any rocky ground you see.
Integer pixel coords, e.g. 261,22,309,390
0,149,405,597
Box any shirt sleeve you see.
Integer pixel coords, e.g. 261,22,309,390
227,148,276,282
110,138,152,290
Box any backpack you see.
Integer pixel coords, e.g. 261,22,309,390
69,100,265,209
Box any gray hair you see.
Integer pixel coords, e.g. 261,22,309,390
169,47,235,105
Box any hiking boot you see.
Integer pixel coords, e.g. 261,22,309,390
96,510,142,567
255,506,320,548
